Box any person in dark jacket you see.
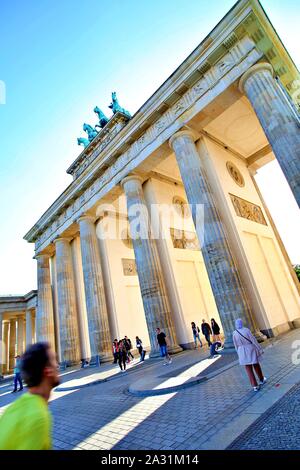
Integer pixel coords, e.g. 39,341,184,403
124,336,134,361
112,339,119,364
118,341,127,372
211,318,221,342
201,319,212,346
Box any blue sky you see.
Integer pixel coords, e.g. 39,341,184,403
0,0,299,294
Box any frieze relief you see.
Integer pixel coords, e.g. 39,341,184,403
229,194,267,226
122,258,137,276
35,36,259,251
170,228,200,251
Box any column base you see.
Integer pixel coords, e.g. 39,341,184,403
253,330,267,343
168,344,183,355
222,337,236,352
88,353,114,366
292,318,300,329
59,359,80,370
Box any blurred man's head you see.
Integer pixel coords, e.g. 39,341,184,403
21,342,59,391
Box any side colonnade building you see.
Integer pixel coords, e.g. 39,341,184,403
2,0,300,369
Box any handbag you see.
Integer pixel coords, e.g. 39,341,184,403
235,329,264,356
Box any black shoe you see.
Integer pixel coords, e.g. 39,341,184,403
12,390,17,393
18,388,23,392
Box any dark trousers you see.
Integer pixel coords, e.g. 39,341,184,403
119,355,127,370
113,352,119,364
127,350,134,360
13,373,23,391
204,334,212,346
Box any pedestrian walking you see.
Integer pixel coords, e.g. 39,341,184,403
201,319,212,346
0,342,59,450
211,318,221,343
12,355,23,393
156,328,172,365
136,336,146,361
233,318,266,392
191,322,203,349
112,339,119,364
124,336,134,361
118,341,127,372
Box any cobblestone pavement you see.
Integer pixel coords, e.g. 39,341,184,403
0,329,300,450
227,382,300,450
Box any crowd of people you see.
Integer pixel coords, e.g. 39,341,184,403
0,317,267,449
191,318,223,357
112,335,146,372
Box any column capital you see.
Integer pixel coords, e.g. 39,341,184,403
169,129,198,149
239,62,274,93
34,252,51,261
53,237,73,246
121,174,143,190
77,214,96,225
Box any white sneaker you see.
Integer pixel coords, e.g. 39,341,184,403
168,358,172,364
253,386,260,392
260,377,267,385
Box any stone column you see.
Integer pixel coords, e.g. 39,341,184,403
17,316,25,355
25,310,33,346
0,314,3,377
36,254,56,350
78,215,112,362
170,131,258,347
2,320,10,375
121,175,181,356
9,318,17,371
239,62,300,207
54,238,80,365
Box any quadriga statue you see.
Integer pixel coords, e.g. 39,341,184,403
94,106,109,129
83,123,98,142
108,92,131,118
77,137,90,148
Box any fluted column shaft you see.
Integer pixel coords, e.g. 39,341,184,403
170,131,256,347
26,310,33,346
55,238,80,365
240,62,300,207
78,216,112,362
17,317,25,355
9,319,17,370
2,320,10,375
36,254,55,349
121,175,181,356
0,315,3,376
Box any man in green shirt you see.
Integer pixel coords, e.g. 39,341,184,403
0,342,60,450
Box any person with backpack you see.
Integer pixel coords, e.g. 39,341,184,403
201,319,212,346
191,322,203,349
124,336,134,361
233,318,266,392
136,336,146,362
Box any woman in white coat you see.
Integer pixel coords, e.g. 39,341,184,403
233,319,266,392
